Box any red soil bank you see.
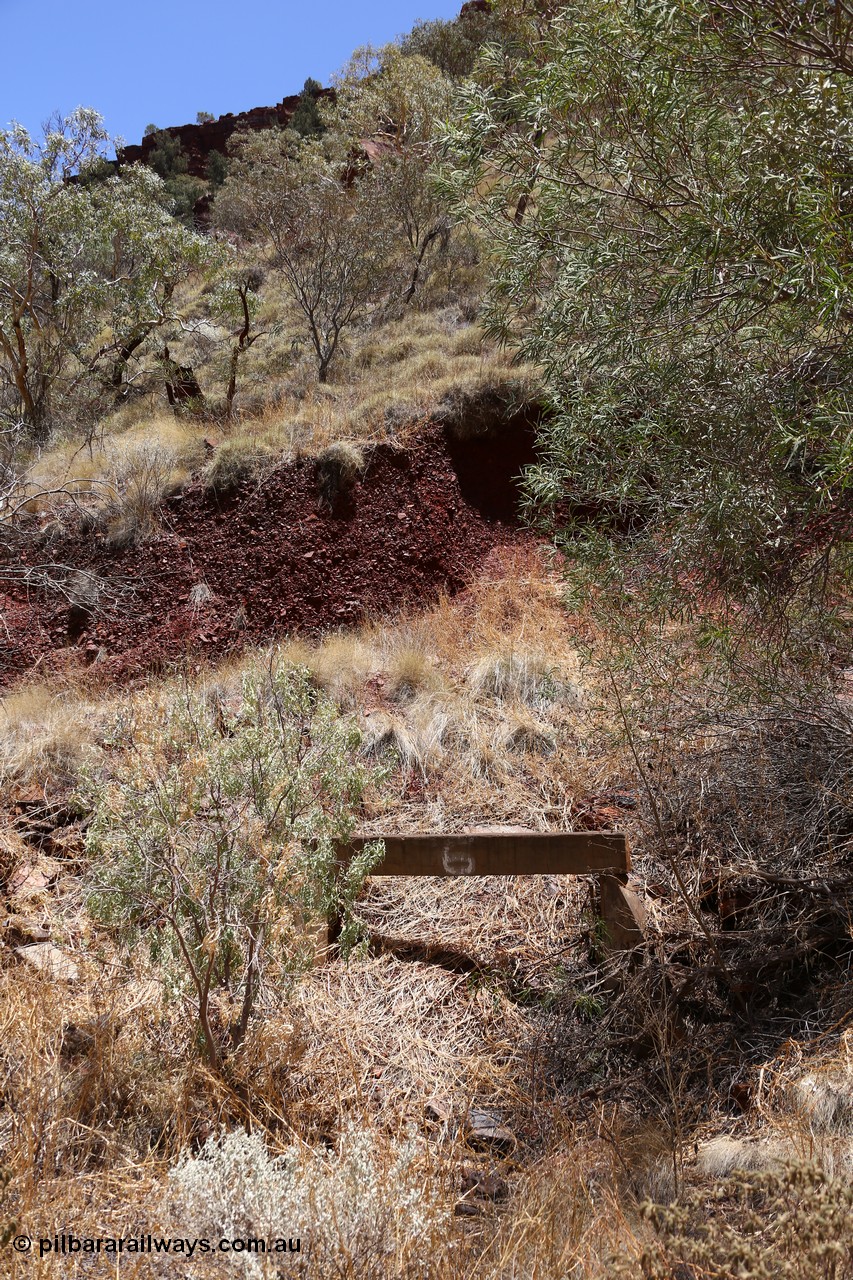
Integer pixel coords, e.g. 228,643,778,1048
1,423,536,685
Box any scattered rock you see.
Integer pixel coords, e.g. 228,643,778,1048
14,942,78,981
1,915,51,946
425,1097,453,1124
453,1200,485,1217
459,1166,509,1201
466,1110,516,1153
8,855,60,900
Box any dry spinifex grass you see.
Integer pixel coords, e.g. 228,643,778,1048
6,547,850,1277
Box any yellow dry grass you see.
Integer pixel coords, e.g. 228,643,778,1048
22,306,540,510
2,552,850,1278
25,412,207,499
0,680,117,791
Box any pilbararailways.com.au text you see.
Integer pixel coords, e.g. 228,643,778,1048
14,1233,302,1259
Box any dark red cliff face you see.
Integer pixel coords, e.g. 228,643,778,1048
0,418,539,687
118,88,334,180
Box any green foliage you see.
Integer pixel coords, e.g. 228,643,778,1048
0,109,112,435
84,664,383,1070
205,148,228,189
0,110,216,436
441,0,853,657
145,128,206,223
290,78,326,139
196,111,216,125
214,129,393,380
572,992,605,1023
399,9,500,80
85,165,219,395
329,46,456,305
146,129,187,181
209,265,266,418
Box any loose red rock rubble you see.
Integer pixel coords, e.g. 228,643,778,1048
1,424,535,685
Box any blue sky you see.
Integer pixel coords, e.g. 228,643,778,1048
0,0,460,150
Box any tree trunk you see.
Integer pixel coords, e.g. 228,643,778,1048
403,227,444,306
162,346,204,412
111,332,149,402
225,345,240,418
230,925,262,1052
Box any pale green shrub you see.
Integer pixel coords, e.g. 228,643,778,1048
84,664,382,1070
170,1122,451,1279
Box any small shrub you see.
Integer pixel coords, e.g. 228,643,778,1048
203,439,273,494
466,651,576,711
102,443,180,546
309,634,375,708
84,663,382,1071
450,324,484,355
187,580,215,611
170,1122,451,1280
638,1162,853,1280
406,350,447,382
386,647,443,702
504,714,557,757
360,709,441,775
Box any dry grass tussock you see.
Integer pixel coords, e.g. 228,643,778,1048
0,679,118,792
21,306,540,516
2,557,853,1276
24,412,206,500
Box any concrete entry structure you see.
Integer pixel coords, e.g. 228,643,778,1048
332,830,646,953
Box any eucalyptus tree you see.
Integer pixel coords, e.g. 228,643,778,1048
441,0,853,652
215,130,392,381
79,163,217,403
0,109,108,437
0,109,216,438
331,46,455,304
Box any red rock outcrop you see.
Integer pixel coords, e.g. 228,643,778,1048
119,88,334,179
0,415,539,686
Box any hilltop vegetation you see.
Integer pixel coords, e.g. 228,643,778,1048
1,2,853,1278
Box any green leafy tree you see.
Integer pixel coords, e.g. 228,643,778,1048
84,664,382,1073
205,148,228,190
399,7,500,80
145,128,206,224
209,265,266,418
80,164,219,402
290,77,326,139
0,109,110,436
331,46,455,304
215,130,393,380
441,0,853,654
0,111,217,435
